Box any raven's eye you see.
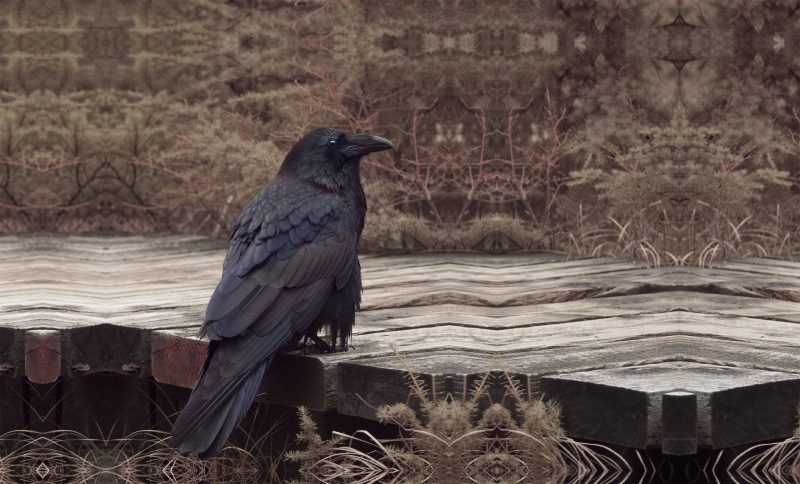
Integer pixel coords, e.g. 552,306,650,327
327,139,337,148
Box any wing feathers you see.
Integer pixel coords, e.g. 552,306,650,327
252,242,267,267
207,277,259,321
264,233,287,257
217,270,246,295
288,245,322,287
336,247,356,290
212,285,282,338
249,279,333,337
273,246,307,288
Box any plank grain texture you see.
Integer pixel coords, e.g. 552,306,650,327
3,235,800,451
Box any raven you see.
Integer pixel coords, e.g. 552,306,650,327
169,127,394,459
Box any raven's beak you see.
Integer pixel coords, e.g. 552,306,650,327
343,134,395,157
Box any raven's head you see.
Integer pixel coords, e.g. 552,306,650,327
278,127,394,192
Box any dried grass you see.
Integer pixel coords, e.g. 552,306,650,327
726,406,800,484
286,347,631,484
0,406,286,483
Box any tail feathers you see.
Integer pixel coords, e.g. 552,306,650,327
198,358,269,459
170,357,271,460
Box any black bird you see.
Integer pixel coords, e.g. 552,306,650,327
169,127,394,459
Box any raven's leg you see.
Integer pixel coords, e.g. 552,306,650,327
298,335,325,355
314,335,357,353
281,333,306,352
289,335,354,354
308,334,334,353
334,338,354,352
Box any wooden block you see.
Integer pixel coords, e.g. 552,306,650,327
257,353,326,410
0,327,22,378
711,379,800,448
62,324,150,377
151,330,206,388
543,363,800,451
24,330,61,384
338,361,435,420
540,377,649,448
152,330,329,410
662,392,697,455
337,355,540,423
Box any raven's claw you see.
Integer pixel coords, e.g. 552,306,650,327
296,335,355,354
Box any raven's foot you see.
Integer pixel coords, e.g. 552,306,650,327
318,336,356,353
299,335,353,354
295,335,330,355
281,336,307,352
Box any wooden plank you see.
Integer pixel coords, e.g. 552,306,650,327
5,236,800,452
60,374,154,440
7,238,800,332
342,311,800,357
8,288,800,333
0,376,26,432
0,235,227,258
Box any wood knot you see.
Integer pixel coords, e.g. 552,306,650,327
71,362,90,372
122,362,141,372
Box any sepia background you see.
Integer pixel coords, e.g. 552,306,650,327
1,0,799,263
4,2,800,482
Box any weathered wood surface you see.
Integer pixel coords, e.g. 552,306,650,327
541,363,800,451
3,235,800,452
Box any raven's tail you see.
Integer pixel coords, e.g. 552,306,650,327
169,351,273,460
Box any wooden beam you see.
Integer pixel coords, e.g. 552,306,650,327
25,330,61,384
543,363,800,449
151,329,206,389
662,392,697,455
6,236,800,452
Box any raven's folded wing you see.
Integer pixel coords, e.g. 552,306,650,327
170,180,362,457
201,178,361,339
169,278,333,456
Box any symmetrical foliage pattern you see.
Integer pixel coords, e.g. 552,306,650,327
2,0,800,260
286,351,630,484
